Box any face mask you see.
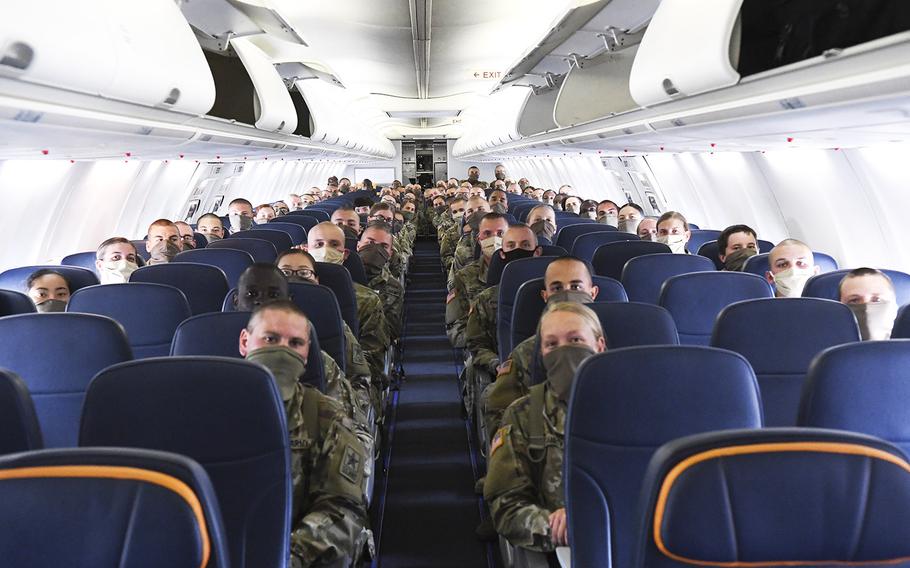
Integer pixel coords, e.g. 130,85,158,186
246,345,306,401
598,212,618,227
148,240,180,264
434,205,447,215
583,209,597,220
724,248,757,272
501,248,535,264
543,344,596,402
359,244,391,276
530,220,556,241
495,172,505,181
543,197,554,205
451,210,464,221
617,218,641,235
309,246,345,265
276,207,289,216
564,204,579,214
546,290,594,304
203,232,222,242
480,235,503,258
491,202,507,215
847,302,898,341
466,212,483,233
229,213,253,232
402,211,415,222
338,225,358,241
657,234,687,254
99,259,139,284
35,299,67,313
392,220,404,234
772,267,815,298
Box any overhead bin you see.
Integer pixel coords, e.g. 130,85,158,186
554,44,640,128
0,0,215,115
517,80,561,137
229,37,297,133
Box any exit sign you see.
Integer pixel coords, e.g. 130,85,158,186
473,71,502,79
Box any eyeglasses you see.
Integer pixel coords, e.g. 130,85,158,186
280,268,316,280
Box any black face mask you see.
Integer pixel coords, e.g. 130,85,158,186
341,225,359,240
501,248,536,264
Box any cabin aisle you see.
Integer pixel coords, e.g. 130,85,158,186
371,238,495,568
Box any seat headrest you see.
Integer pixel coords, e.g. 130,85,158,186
640,428,910,567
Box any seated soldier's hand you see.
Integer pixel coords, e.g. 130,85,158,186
548,508,568,546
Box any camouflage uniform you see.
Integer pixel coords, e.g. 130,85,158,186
483,336,536,444
445,258,489,348
439,227,461,275
368,266,404,341
465,284,500,375
353,282,391,387
287,383,369,567
451,236,476,276
460,179,488,189
484,384,565,553
322,350,374,484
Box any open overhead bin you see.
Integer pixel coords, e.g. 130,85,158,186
0,0,215,115
229,36,298,133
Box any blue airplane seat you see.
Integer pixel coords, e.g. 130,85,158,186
571,231,640,261
893,306,910,338
262,221,307,245
67,283,191,359
314,262,360,337
803,268,910,305
80,357,289,568
565,346,763,568
274,215,318,233
0,265,99,294
589,302,679,349
193,232,208,249
800,340,910,456
621,253,716,304
130,262,229,315
0,313,132,447
636,428,910,568
539,244,568,256
659,272,773,345
223,282,347,374
550,216,593,232
743,250,839,278
343,250,369,286
0,289,36,316
496,257,561,360
712,297,860,427
510,276,628,355
174,248,254,287
486,249,566,288
170,311,326,393
208,237,278,263
0,447,229,568
554,223,617,250
287,209,330,222
131,240,152,262
344,236,358,253
61,251,98,273
687,222,700,230
228,229,293,254
0,370,43,453
685,229,722,256
592,240,672,280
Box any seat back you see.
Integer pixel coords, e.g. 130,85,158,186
571,231,639,261
0,370,42,453
621,253,716,304
658,272,773,345
130,263,229,315
803,268,910,305
131,240,152,262
0,290,36,316
497,257,560,360
698,239,774,270
68,284,191,359
0,313,132,447
314,262,360,337
193,232,208,249
170,312,326,392
743,250,839,278
800,340,910,456
589,302,680,348
565,346,763,568
637,429,910,568
685,229,722,255
555,223,617,250
0,447,229,568
287,209,329,222
510,277,629,354
262,221,307,245
893,306,910,338
61,251,98,273
712,298,860,426
174,248,254,287
228,229,293,254
80,357,289,568
539,244,568,256
0,265,99,293
593,240,671,280
272,215,318,233
486,249,567,288
208,238,278,263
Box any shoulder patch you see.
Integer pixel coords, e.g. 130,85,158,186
497,359,512,377
490,425,510,457
446,291,457,304
339,444,363,484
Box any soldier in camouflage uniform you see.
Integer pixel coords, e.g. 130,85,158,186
482,257,601,445
449,196,491,278
239,301,369,567
484,303,605,553
439,198,467,273
358,222,405,340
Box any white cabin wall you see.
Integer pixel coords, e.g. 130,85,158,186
338,140,403,186
501,155,626,201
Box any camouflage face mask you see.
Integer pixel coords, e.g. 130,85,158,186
246,345,307,401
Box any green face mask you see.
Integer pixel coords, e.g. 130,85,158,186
546,290,594,304
402,211,415,222
246,345,307,401
543,344,596,402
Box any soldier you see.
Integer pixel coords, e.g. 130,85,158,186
358,222,405,340
526,205,557,246
483,257,601,444
145,219,182,265
448,195,492,281
489,188,509,215
439,197,468,272
484,302,605,553
331,205,362,241
239,301,369,566
460,165,488,189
